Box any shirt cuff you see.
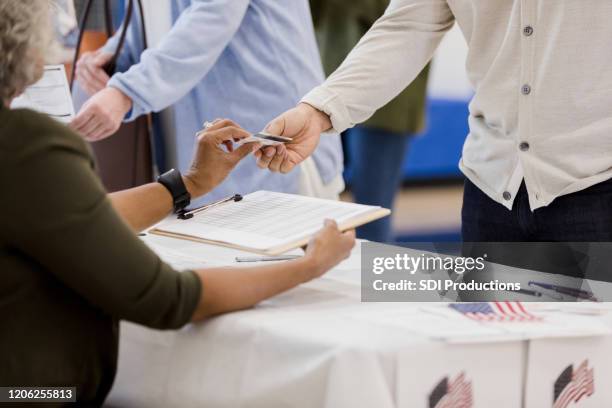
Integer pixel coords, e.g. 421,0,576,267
107,76,144,122
301,86,353,133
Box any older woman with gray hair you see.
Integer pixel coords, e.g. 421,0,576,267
0,1,354,405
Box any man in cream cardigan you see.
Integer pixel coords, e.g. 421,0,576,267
257,0,612,242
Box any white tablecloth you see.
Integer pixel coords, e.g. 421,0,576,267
106,236,612,408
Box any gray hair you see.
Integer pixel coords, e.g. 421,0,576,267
0,0,55,103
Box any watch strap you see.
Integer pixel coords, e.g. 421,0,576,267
157,169,191,214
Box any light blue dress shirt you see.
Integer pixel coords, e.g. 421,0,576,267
104,0,343,202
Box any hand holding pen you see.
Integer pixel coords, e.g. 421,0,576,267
184,119,255,197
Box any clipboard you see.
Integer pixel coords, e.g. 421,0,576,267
150,191,391,256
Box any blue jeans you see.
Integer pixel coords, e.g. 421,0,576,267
462,178,612,241
345,126,412,242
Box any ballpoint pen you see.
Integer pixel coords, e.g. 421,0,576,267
198,121,290,145
522,287,564,300
235,255,302,263
193,121,215,139
528,281,598,301
506,288,543,298
504,286,563,300
178,194,243,220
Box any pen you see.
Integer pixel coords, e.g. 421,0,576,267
178,194,243,220
528,281,598,301
198,121,286,146
506,288,543,297
235,255,302,263
504,287,564,300
195,121,214,138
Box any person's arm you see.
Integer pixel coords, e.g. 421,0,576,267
8,117,198,328
305,0,453,130
190,219,354,321
256,0,455,172
71,0,251,141
8,114,354,329
108,119,253,232
73,11,140,96
108,183,173,232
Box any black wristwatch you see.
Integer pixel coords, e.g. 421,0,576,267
157,169,191,215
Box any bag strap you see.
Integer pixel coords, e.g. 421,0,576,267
69,0,95,90
103,0,114,38
70,0,148,90
102,0,134,76
135,0,148,49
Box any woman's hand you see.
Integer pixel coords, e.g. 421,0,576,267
183,119,256,198
191,219,355,321
108,119,253,232
303,220,356,280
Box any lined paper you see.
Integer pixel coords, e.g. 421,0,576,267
154,191,386,252
11,65,75,123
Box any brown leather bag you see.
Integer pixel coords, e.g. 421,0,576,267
71,0,154,192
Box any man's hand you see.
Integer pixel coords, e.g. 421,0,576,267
183,119,256,197
75,50,113,95
254,103,332,173
70,87,133,141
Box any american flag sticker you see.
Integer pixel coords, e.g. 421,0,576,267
553,360,594,408
449,301,541,322
429,372,473,408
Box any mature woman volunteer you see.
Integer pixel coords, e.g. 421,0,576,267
0,2,355,405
